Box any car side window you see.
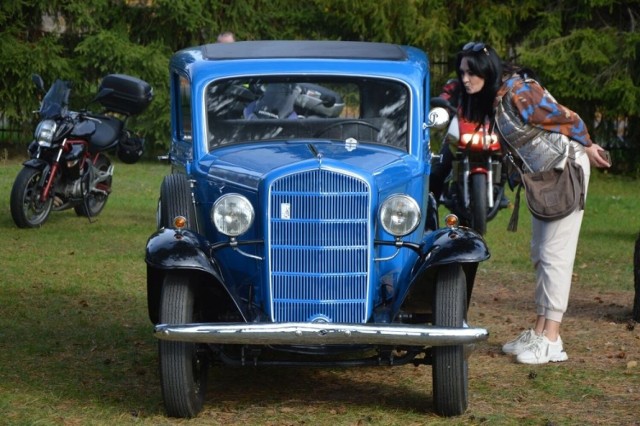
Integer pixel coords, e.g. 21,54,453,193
176,74,192,142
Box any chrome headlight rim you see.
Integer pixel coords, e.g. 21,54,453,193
379,194,421,237
35,119,57,147
211,193,255,237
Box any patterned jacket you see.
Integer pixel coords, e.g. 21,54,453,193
496,75,593,146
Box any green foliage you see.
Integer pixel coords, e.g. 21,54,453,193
0,0,638,166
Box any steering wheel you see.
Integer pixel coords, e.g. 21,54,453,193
313,119,381,139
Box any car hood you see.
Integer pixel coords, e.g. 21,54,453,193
201,141,418,191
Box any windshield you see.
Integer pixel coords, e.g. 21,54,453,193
206,76,409,152
40,79,71,119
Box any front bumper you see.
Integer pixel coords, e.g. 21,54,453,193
154,322,488,346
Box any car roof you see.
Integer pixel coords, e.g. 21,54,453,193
200,40,409,61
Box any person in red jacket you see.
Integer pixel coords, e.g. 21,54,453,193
429,42,507,206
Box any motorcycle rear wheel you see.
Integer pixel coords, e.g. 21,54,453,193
74,155,112,218
10,167,53,228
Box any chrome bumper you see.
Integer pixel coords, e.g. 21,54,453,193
154,322,488,346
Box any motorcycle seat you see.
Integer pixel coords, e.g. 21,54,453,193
88,114,124,152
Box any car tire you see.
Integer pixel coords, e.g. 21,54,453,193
432,264,468,416
158,273,209,418
158,174,196,230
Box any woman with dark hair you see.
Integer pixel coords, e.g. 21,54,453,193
429,42,505,204
454,42,503,122
434,41,610,365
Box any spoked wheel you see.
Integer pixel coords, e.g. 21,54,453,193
10,167,53,228
469,173,488,235
158,174,196,230
75,155,113,217
432,264,468,416
159,273,209,418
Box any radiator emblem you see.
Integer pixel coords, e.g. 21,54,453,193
345,137,357,151
280,202,291,220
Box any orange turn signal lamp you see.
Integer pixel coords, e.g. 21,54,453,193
444,214,459,229
173,216,187,229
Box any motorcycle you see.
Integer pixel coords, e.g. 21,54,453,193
10,73,152,228
431,98,507,235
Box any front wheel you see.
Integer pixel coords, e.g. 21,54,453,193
432,264,468,417
159,273,209,418
158,174,196,230
10,167,53,228
469,173,488,235
74,155,112,217
486,182,506,221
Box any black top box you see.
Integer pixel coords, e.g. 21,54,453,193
98,74,153,116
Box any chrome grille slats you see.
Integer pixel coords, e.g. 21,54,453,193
269,169,370,323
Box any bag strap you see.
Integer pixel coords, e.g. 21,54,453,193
507,183,523,232
504,152,523,232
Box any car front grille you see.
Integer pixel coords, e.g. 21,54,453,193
269,169,370,323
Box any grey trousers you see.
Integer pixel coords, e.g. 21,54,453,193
531,143,591,323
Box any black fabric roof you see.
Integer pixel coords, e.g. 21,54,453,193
202,40,407,61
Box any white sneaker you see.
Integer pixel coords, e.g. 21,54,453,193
502,329,537,355
516,335,569,365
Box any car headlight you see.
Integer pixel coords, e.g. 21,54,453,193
35,119,57,147
379,194,421,237
211,194,254,237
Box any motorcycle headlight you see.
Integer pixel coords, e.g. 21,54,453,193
379,194,421,237
35,119,57,147
211,194,254,237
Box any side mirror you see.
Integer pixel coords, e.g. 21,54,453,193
32,74,45,93
426,107,450,130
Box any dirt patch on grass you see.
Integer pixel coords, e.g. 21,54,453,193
150,272,639,425
463,270,640,425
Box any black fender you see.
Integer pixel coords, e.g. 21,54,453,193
393,226,490,315
23,158,49,171
146,227,214,271
418,226,490,267
145,228,248,324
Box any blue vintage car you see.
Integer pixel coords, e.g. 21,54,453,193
146,40,490,418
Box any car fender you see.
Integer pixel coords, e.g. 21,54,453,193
393,227,490,314
145,228,248,323
146,227,215,272
418,226,490,268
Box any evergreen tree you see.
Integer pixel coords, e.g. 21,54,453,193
0,0,637,172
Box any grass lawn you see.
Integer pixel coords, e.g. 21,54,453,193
0,157,638,425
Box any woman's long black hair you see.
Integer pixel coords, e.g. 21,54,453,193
455,44,503,123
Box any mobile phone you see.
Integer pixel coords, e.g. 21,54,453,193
598,149,611,166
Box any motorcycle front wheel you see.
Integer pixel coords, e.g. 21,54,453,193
470,173,488,235
75,155,112,218
10,167,53,228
